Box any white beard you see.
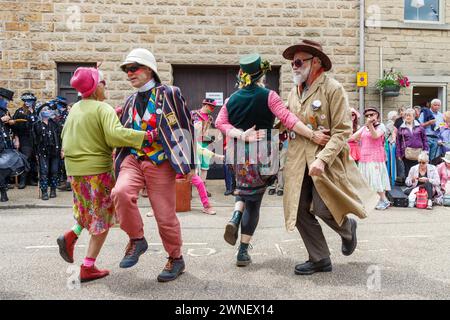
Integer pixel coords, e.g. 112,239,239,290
292,67,310,85
293,74,302,85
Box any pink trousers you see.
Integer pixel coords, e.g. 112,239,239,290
111,155,182,258
176,173,210,208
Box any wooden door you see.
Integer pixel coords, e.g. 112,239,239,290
173,65,280,179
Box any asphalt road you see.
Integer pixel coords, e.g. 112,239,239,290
0,182,449,300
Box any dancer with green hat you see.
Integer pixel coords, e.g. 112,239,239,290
216,53,330,266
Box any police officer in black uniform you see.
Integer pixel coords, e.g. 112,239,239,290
32,106,62,200
52,96,71,191
10,92,39,189
0,88,16,202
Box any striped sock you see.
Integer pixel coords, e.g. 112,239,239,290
71,224,83,237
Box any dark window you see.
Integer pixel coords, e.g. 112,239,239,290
57,62,96,104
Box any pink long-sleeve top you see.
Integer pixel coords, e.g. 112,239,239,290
215,90,299,134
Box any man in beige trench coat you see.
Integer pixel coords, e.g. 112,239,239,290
282,40,377,275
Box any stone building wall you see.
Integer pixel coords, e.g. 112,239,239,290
2,0,449,117
1,0,360,108
365,0,450,116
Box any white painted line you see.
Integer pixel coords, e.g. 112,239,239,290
386,235,432,239
26,243,207,249
149,242,208,246
187,248,216,257
281,239,300,243
26,245,86,249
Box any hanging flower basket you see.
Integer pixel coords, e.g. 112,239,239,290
382,85,401,97
376,68,410,97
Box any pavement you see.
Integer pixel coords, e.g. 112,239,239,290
0,181,450,300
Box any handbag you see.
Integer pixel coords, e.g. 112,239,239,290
405,147,422,161
402,133,422,161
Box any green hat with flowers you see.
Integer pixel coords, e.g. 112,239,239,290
237,53,271,88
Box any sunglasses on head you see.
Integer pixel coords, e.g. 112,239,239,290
122,64,143,73
291,57,314,68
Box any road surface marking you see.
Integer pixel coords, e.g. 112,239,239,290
275,244,286,255
26,245,86,249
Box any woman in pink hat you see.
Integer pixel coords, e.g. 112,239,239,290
56,67,153,283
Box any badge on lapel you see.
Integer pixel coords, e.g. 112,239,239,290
311,100,322,111
165,112,177,126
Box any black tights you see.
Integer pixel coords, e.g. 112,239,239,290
235,193,264,236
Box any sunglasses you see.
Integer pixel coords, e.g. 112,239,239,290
419,161,427,164
122,64,143,73
364,113,377,118
291,57,313,68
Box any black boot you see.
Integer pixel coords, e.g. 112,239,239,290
224,210,242,246
41,189,49,201
236,243,251,267
18,174,27,189
50,188,57,198
0,188,8,202
294,257,332,275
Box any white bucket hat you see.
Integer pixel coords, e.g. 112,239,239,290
442,151,450,164
120,48,161,83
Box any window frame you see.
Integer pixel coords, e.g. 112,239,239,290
404,0,445,25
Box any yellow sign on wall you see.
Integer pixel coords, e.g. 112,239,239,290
357,72,368,87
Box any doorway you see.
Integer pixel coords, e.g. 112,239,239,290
57,62,97,104
411,84,447,110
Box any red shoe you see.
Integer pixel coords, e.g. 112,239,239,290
79,265,110,283
57,230,78,263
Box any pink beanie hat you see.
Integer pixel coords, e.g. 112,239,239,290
70,67,100,98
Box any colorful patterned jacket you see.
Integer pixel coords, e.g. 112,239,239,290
114,83,195,176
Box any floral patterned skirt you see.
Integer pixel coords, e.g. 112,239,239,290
69,172,116,235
